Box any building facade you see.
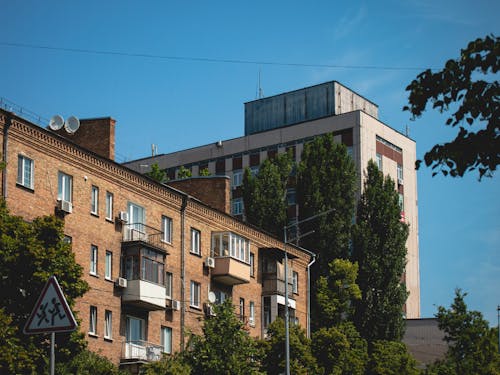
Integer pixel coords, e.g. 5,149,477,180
124,81,420,318
0,109,313,371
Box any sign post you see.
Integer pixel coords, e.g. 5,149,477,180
24,276,77,375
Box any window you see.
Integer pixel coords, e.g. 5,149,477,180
398,193,404,211
17,155,34,189
91,186,99,214
250,253,255,277
165,272,173,299
104,310,112,339
58,172,72,202
286,188,296,206
162,216,173,244
89,306,97,335
250,166,259,177
292,271,299,294
190,281,200,308
90,245,98,275
105,251,112,280
239,298,245,321
231,198,243,215
126,316,145,342
376,153,383,171
211,232,250,263
232,170,243,188
105,192,113,220
191,228,200,255
141,248,164,284
161,327,172,354
397,164,403,183
249,301,255,325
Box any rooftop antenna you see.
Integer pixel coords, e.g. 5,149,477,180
257,69,264,99
151,144,158,157
405,124,410,137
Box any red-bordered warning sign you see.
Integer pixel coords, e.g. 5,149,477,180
23,276,77,334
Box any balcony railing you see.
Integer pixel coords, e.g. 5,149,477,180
262,277,294,298
122,340,163,362
122,223,168,252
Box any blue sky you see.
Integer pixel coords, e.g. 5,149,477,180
1,1,499,324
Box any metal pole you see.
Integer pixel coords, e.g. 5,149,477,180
497,305,499,354
284,226,290,375
50,332,55,375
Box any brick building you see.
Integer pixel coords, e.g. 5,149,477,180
0,109,313,372
125,81,421,318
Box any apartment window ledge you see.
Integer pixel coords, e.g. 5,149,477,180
189,305,202,311
88,333,99,338
104,337,113,342
90,212,99,218
16,183,34,193
89,273,99,278
104,277,113,282
105,217,114,223
190,252,202,258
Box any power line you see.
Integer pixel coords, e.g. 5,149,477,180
0,41,432,72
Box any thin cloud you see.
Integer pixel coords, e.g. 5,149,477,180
331,6,367,41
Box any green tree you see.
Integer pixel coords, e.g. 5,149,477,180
297,134,356,269
242,152,293,238
56,349,128,375
404,34,499,179
0,201,89,374
316,258,361,327
426,289,500,375
199,168,211,176
177,166,192,179
143,352,192,375
367,340,419,375
261,318,320,375
312,322,368,375
185,299,263,375
145,163,167,183
352,161,409,342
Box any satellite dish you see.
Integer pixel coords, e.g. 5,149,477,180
64,116,80,134
208,291,216,304
48,115,64,130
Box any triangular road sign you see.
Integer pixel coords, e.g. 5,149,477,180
24,276,77,334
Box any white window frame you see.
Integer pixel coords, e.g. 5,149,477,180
90,245,98,276
231,198,243,215
376,153,383,171
58,171,72,203
397,164,404,182
232,170,243,188
162,216,173,244
191,228,200,255
250,253,255,277
17,155,34,189
105,250,112,280
161,326,172,354
104,310,112,339
399,193,404,211
249,301,255,325
190,281,200,308
292,271,299,294
91,185,99,215
105,191,113,220
239,298,245,320
89,306,97,335
165,272,173,299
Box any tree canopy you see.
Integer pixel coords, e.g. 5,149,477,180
352,161,409,342
145,163,167,183
404,34,499,179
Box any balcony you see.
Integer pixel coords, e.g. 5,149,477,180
212,256,250,285
122,280,166,310
121,340,163,362
262,277,294,298
122,223,168,253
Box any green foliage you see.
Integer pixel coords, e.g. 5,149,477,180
312,321,368,375
177,166,192,179
55,349,127,375
261,318,320,375
145,163,167,183
242,152,293,238
0,201,89,374
143,352,192,375
199,168,211,176
316,259,361,326
297,134,356,267
404,34,499,179
185,299,263,375
425,289,500,375
367,340,419,375
352,161,409,342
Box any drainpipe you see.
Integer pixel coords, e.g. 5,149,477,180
180,194,188,350
2,114,12,200
306,253,316,338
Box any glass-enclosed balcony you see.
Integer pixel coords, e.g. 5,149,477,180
211,232,250,285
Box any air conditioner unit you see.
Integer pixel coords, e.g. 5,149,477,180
118,211,129,223
398,178,404,185
203,303,216,317
171,300,181,311
57,200,73,214
204,257,215,269
115,277,127,288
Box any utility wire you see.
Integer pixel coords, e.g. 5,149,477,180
0,41,432,72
